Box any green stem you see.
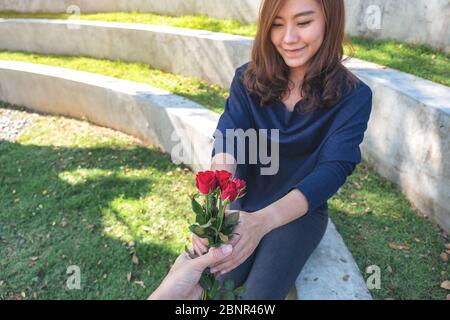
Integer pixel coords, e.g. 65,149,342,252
201,289,207,300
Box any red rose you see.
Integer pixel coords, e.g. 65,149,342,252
196,170,217,194
221,180,239,202
232,178,246,197
215,170,232,190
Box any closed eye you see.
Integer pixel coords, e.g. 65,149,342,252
272,21,312,28
297,21,312,26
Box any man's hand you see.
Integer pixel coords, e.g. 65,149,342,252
148,244,233,300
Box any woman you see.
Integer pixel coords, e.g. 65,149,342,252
193,0,372,299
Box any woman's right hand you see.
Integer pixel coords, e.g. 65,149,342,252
192,233,209,256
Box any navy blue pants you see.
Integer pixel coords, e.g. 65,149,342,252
218,209,328,300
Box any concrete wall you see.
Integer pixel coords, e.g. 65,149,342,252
0,60,373,299
0,0,262,24
0,19,251,89
0,0,448,52
345,0,450,53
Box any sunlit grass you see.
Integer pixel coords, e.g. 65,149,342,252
0,104,197,299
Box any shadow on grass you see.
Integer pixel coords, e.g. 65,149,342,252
0,140,193,300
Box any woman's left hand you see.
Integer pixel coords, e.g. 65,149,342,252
209,210,268,275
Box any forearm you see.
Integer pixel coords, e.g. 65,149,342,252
257,161,355,233
257,188,309,234
147,284,170,300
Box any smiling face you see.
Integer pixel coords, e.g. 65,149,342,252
270,0,326,80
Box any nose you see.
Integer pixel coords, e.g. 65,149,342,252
282,24,300,45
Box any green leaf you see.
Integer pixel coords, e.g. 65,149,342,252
221,224,234,235
209,279,220,298
193,195,209,225
191,194,204,216
224,279,235,291
189,224,206,238
196,213,208,226
223,291,235,300
207,193,214,214
233,285,246,297
199,274,213,291
224,210,240,227
208,238,220,247
212,292,223,300
200,218,213,229
218,232,229,242
210,207,219,218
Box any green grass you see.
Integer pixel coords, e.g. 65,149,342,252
0,51,228,114
0,11,448,86
348,37,449,87
0,11,257,37
1,102,448,300
331,163,449,299
0,102,198,299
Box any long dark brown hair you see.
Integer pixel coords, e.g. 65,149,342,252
243,0,359,114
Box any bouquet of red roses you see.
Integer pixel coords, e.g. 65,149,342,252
186,170,247,300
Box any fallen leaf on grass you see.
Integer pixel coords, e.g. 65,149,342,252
388,242,410,250
28,257,39,266
135,281,145,288
127,273,132,283
352,182,362,190
60,219,68,227
440,280,450,290
132,254,139,265
440,252,448,262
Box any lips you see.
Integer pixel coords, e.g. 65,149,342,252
283,46,306,57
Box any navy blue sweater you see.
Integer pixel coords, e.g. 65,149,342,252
212,63,373,215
